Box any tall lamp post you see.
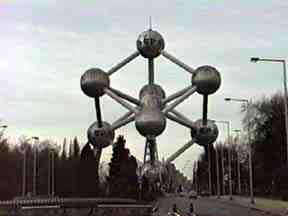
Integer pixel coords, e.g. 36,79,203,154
225,97,255,204
214,120,232,200
32,136,39,196
251,57,288,165
214,142,221,199
233,129,242,195
22,136,38,196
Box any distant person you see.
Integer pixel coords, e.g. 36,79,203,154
172,203,178,213
178,185,183,193
187,203,196,216
168,203,180,216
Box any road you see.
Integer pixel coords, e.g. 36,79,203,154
155,195,267,216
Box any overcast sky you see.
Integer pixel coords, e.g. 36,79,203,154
1,0,288,178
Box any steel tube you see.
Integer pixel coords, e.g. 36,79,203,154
203,95,208,126
107,51,140,76
170,109,194,125
148,58,154,84
163,86,197,113
107,87,141,106
165,113,195,129
111,115,135,131
163,86,192,105
104,88,138,113
112,111,133,127
161,50,194,74
165,140,194,164
94,97,103,127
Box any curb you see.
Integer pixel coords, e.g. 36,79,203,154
209,197,286,216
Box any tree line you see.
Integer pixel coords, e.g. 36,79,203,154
194,92,288,200
0,133,188,201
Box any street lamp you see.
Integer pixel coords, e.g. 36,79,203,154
250,57,288,166
32,136,39,196
225,97,255,204
214,142,221,199
233,129,242,195
214,120,232,200
22,136,38,196
48,147,56,197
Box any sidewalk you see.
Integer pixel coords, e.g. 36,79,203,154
211,195,288,215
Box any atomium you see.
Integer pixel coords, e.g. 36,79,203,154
190,119,219,147
192,65,221,95
135,109,166,137
81,68,110,98
136,29,165,58
87,121,115,149
80,27,222,181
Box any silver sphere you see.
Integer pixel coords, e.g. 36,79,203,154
135,109,166,137
191,119,219,146
139,84,166,109
81,68,110,98
137,30,165,58
87,121,115,148
192,65,221,95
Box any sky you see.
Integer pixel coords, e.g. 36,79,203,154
1,0,288,178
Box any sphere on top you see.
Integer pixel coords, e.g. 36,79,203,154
137,29,165,58
192,65,221,95
190,119,219,147
87,121,115,149
81,68,110,98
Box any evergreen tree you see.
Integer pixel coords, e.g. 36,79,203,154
73,136,80,159
61,138,67,160
77,143,98,197
108,135,138,198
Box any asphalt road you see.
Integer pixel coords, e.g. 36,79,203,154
155,195,267,216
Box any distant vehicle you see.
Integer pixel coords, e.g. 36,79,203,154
168,213,181,216
188,190,197,199
200,191,210,197
179,191,187,197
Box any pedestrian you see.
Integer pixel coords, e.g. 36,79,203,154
186,203,196,216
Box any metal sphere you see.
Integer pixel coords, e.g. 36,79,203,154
192,65,221,95
139,84,166,109
87,121,115,148
135,109,166,137
190,119,219,147
80,68,110,98
136,30,165,58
